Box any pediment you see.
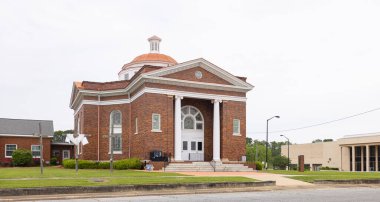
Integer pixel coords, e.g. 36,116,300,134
162,66,233,85
144,58,254,89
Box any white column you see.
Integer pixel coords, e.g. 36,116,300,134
213,99,221,161
174,96,182,161
376,145,378,172
352,146,356,172
366,145,370,172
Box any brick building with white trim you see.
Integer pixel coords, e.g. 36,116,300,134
69,36,253,165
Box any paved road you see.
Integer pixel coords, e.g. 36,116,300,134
36,187,380,202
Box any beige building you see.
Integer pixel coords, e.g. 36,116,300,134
281,132,380,172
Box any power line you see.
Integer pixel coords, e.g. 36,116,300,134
248,107,380,135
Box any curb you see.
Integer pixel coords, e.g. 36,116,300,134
314,179,380,184
0,181,275,196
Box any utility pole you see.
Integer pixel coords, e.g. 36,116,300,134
39,122,43,175
266,116,280,170
110,124,114,174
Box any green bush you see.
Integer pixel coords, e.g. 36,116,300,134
63,159,76,169
255,161,263,170
78,160,98,169
97,161,110,169
113,158,141,170
12,149,33,167
320,166,339,171
50,157,58,166
62,158,141,170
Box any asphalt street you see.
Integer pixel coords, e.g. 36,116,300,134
35,187,380,202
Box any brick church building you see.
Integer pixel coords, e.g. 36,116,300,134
69,36,253,163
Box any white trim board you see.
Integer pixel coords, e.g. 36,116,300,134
74,87,246,115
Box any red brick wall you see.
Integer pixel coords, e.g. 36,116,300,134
80,103,131,161
0,136,51,164
220,101,246,161
130,93,174,160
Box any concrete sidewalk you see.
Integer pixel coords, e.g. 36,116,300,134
177,171,314,188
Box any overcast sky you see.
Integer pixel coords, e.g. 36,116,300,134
1,0,379,143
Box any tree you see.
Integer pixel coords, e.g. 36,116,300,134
53,130,74,143
246,137,253,145
323,139,333,142
12,149,33,166
246,140,271,163
273,155,291,170
312,139,322,143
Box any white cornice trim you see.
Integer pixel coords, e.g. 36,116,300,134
144,76,251,92
143,87,247,102
73,87,246,115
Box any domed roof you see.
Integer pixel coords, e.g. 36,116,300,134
131,53,177,64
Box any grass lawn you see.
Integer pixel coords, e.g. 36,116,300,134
262,170,380,183
0,167,255,188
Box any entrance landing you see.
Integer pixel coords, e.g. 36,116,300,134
163,162,253,172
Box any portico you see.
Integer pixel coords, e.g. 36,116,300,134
339,133,380,172
346,144,380,172
174,96,222,162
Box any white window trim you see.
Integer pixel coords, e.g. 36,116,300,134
5,144,17,158
233,119,241,136
135,117,138,134
108,151,123,155
109,110,123,153
31,145,41,158
62,150,70,160
151,113,162,132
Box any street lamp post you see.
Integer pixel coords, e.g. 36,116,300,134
266,116,280,170
281,135,290,170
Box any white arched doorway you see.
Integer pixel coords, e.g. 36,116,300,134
181,105,204,161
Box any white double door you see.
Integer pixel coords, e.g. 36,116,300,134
181,130,204,161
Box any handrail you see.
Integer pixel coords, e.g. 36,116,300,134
210,160,216,172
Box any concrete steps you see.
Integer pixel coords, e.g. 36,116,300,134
163,162,254,172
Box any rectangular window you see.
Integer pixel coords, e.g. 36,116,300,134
63,150,70,159
152,113,161,132
135,118,138,134
197,142,203,151
31,145,41,158
5,144,17,157
183,141,188,150
233,119,240,135
111,135,122,152
191,141,196,151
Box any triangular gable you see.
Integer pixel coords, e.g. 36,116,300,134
162,66,234,86
144,58,254,89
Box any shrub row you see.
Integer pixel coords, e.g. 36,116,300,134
62,158,142,170
245,161,263,170
320,166,339,170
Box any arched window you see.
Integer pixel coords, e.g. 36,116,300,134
110,110,122,152
181,106,203,130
